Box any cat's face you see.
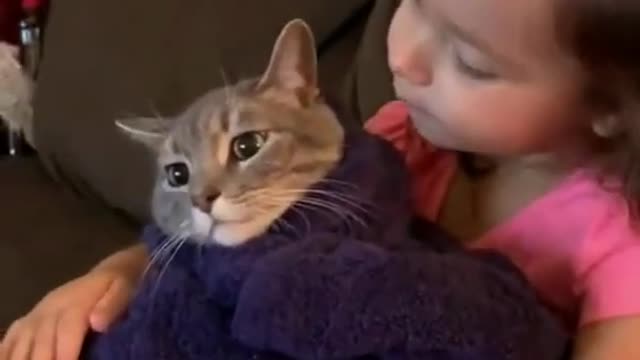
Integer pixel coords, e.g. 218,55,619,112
117,20,344,246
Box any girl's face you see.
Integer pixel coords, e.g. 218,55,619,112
388,0,589,157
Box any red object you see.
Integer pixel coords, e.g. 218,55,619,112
21,0,42,12
0,0,21,44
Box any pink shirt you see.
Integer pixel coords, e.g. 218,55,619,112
365,101,640,329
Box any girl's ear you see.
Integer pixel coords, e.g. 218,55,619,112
115,116,171,150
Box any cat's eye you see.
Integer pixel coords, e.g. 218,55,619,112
164,162,190,187
232,132,267,161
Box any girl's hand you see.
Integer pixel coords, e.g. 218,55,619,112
0,245,147,360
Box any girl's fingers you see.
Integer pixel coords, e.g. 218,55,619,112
7,323,34,360
55,309,89,360
1,318,25,360
90,279,131,333
31,314,59,360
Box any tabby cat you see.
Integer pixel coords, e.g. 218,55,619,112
117,19,344,247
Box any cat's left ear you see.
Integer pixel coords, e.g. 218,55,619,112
115,117,170,150
257,19,319,106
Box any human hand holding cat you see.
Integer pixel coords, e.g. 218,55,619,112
0,245,145,360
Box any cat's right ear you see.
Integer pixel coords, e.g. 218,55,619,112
115,117,170,150
257,19,318,106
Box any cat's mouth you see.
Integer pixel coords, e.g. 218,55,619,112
184,190,301,247
188,206,275,247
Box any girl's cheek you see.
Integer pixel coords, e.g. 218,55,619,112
441,83,538,151
467,91,575,152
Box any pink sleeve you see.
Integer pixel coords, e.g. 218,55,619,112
577,201,640,326
364,101,457,221
364,101,411,151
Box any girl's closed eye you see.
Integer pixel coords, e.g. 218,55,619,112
452,43,498,80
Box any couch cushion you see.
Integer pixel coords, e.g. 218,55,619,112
352,0,399,120
32,0,388,223
0,158,137,329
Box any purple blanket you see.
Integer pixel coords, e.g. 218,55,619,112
82,131,569,360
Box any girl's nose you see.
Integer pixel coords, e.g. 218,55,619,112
388,35,434,86
387,4,435,87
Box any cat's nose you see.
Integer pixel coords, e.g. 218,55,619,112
191,191,220,213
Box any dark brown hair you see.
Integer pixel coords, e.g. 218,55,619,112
555,0,640,213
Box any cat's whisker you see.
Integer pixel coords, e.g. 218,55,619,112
252,186,373,211
219,66,230,88
257,188,374,227
277,216,299,236
295,200,353,226
288,200,360,237
147,238,180,293
255,200,310,239
231,187,293,204
267,211,285,234
237,190,300,208
315,178,361,191
144,221,189,278
146,220,189,301
270,216,282,233
285,204,312,238
262,206,301,237
249,190,370,234
250,205,279,227
213,195,307,239
263,196,357,233
219,67,236,107
305,188,374,206
206,218,216,243
148,101,165,123
296,198,369,231
268,188,376,218
152,234,188,297
145,235,178,278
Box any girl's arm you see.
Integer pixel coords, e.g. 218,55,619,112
574,316,640,360
93,243,149,277
0,244,148,360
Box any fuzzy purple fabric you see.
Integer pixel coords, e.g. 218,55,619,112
82,131,569,360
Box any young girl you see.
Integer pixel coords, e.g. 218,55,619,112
3,0,640,359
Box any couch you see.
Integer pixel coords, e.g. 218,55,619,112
0,0,398,329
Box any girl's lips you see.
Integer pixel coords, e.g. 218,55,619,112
406,103,438,122
403,102,463,150
397,95,435,118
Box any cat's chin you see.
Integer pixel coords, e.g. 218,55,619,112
189,223,269,247
188,207,274,247
189,207,214,242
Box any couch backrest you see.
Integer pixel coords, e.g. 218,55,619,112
32,0,396,223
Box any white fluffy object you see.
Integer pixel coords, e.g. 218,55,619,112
0,42,35,146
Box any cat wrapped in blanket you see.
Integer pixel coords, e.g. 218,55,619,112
82,19,569,360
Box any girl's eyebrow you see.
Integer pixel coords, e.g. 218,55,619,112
443,16,521,71
445,21,495,56
411,0,511,62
